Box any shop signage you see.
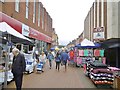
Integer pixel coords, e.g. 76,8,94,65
29,28,52,43
22,24,29,36
93,27,105,40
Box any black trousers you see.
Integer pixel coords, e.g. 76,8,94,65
56,62,60,71
13,73,23,90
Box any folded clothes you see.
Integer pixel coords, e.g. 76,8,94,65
94,80,113,85
92,68,113,74
90,60,107,68
91,72,113,77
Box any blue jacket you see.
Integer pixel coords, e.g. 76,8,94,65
55,55,61,62
47,53,54,61
61,52,69,62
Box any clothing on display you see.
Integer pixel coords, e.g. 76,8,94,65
84,49,88,56
100,50,104,57
88,49,93,56
78,50,84,56
94,49,100,56
86,60,113,85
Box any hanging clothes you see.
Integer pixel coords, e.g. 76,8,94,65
100,49,104,57
88,49,93,56
94,49,100,56
84,49,88,56
78,50,84,56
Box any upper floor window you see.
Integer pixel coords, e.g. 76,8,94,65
15,0,20,12
26,0,29,19
38,3,41,26
33,0,36,23
42,8,44,29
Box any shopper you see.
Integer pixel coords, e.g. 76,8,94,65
39,52,47,72
47,51,54,69
69,49,74,61
11,47,26,90
55,51,61,71
61,49,69,71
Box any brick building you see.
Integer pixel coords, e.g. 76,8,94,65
51,28,59,47
0,0,53,52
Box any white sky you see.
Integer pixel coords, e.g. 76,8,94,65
40,0,95,45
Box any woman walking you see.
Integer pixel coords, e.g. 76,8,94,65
55,51,61,71
39,52,47,72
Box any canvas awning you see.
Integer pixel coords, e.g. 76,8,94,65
0,22,33,45
101,38,120,48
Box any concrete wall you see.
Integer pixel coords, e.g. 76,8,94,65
84,12,90,40
118,1,120,38
107,1,119,39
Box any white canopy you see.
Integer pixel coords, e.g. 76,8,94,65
0,22,31,42
81,38,95,46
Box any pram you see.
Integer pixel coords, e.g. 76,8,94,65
36,62,44,73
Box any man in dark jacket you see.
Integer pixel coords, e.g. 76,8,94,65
12,48,26,90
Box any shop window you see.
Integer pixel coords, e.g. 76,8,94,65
15,0,20,12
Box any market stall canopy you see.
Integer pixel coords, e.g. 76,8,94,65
75,38,100,48
81,38,95,46
0,22,33,45
101,38,120,48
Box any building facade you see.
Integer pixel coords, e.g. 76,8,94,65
51,28,59,47
0,0,53,51
84,0,120,42
83,0,120,68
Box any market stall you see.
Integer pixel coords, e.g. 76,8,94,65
0,22,34,88
74,39,105,67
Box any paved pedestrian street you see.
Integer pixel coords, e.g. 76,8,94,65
7,61,96,88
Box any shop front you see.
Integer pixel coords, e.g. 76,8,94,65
0,12,52,52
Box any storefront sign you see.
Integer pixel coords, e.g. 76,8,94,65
29,28,52,43
22,24,29,36
0,12,52,43
93,27,105,40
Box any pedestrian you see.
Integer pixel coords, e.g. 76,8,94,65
11,47,26,90
61,49,69,71
35,50,39,63
55,51,61,71
69,49,74,61
47,51,54,69
39,52,47,72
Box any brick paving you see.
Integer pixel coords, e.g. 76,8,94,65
7,60,96,88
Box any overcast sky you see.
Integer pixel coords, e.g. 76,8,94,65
40,0,95,45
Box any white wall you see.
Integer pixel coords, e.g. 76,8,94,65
107,1,119,39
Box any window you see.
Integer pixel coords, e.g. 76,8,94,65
26,0,29,19
15,0,19,12
42,8,44,29
38,3,41,26
33,0,36,23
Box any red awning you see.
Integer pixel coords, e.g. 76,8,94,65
0,12,52,43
